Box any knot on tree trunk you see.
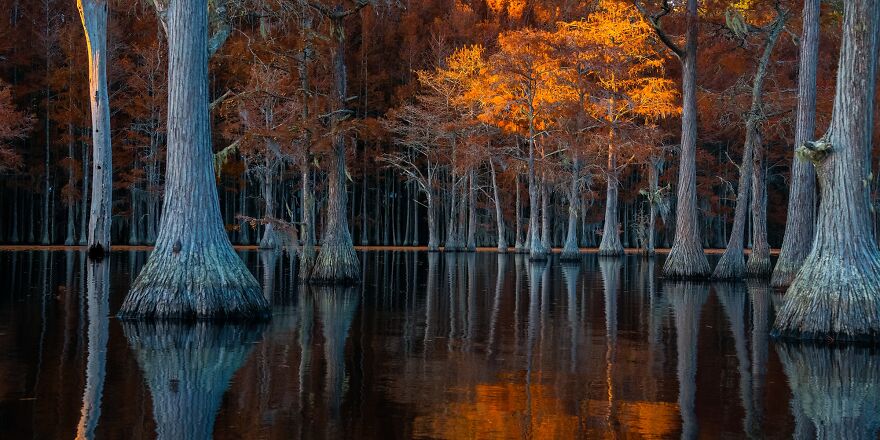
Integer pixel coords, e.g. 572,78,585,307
796,139,832,165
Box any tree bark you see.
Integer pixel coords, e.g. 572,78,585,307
528,132,548,260
662,0,710,278
119,0,269,319
713,12,785,279
599,146,624,256
466,169,477,251
561,160,581,260
540,174,552,251
78,0,112,257
771,0,820,287
488,158,507,252
773,0,880,341
258,160,280,250
514,173,525,252
309,12,360,284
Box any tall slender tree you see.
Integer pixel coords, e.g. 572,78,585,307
77,0,112,258
773,0,880,341
712,6,788,279
119,0,270,319
771,0,819,287
634,0,710,277
307,0,372,284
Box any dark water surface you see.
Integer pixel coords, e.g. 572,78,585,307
1,250,878,439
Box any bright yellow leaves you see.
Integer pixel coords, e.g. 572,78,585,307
555,0,679,126
415,0,678,164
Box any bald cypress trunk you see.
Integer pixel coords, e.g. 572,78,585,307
773,0,880,342
663,0,710,278
560,161,581,260
119,0,269,319
488,158,507,252
528,131,548,260
540,174,551,251
514,174,526,253
466,169,477,251
310,12,360,284
713,13,785,279
78,0,112,258
771,0,820,287
599,146,624,256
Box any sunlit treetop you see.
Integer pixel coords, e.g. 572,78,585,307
554,0,679,128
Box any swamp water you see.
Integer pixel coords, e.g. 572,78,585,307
0,250,878,439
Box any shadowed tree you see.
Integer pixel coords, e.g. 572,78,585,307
713,5,789,279
77,0,112,258
122,321,266,439
307,0,378,284
771,0,820,287
118,0,269,319
773,0,880,342
633,0,710,278
776,343,880,438
75,260,109,440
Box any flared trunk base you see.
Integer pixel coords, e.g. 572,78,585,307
663,242,710,279
119,245,269,320
711,250,745,280
773,255,880,342
309,241,361,285
745,254,772,278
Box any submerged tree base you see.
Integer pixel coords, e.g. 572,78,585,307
597,247,624,257
745,255,772,278
663,243,710,279
711,251,745,280
309,241,361,285
559,248,581,261
773,257,880,342
118,244,270,320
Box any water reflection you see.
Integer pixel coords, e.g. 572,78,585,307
777,343,880,439
667,281,708,440
75,260,109,440
3,251,880,438
121,322,266,439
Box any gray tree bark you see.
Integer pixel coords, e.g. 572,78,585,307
78,0,112,258
560,160,581,260
773,0,880,341
657,0,711,278
771,0,820,287
466,169,477,251
489,158,507,252
713,13,785,279
599,146,624,256
309,10,361,284
119,0,269,319
514,173,526,252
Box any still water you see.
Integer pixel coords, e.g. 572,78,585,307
0,250,877,439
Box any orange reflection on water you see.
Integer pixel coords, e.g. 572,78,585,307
412,374,679,439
